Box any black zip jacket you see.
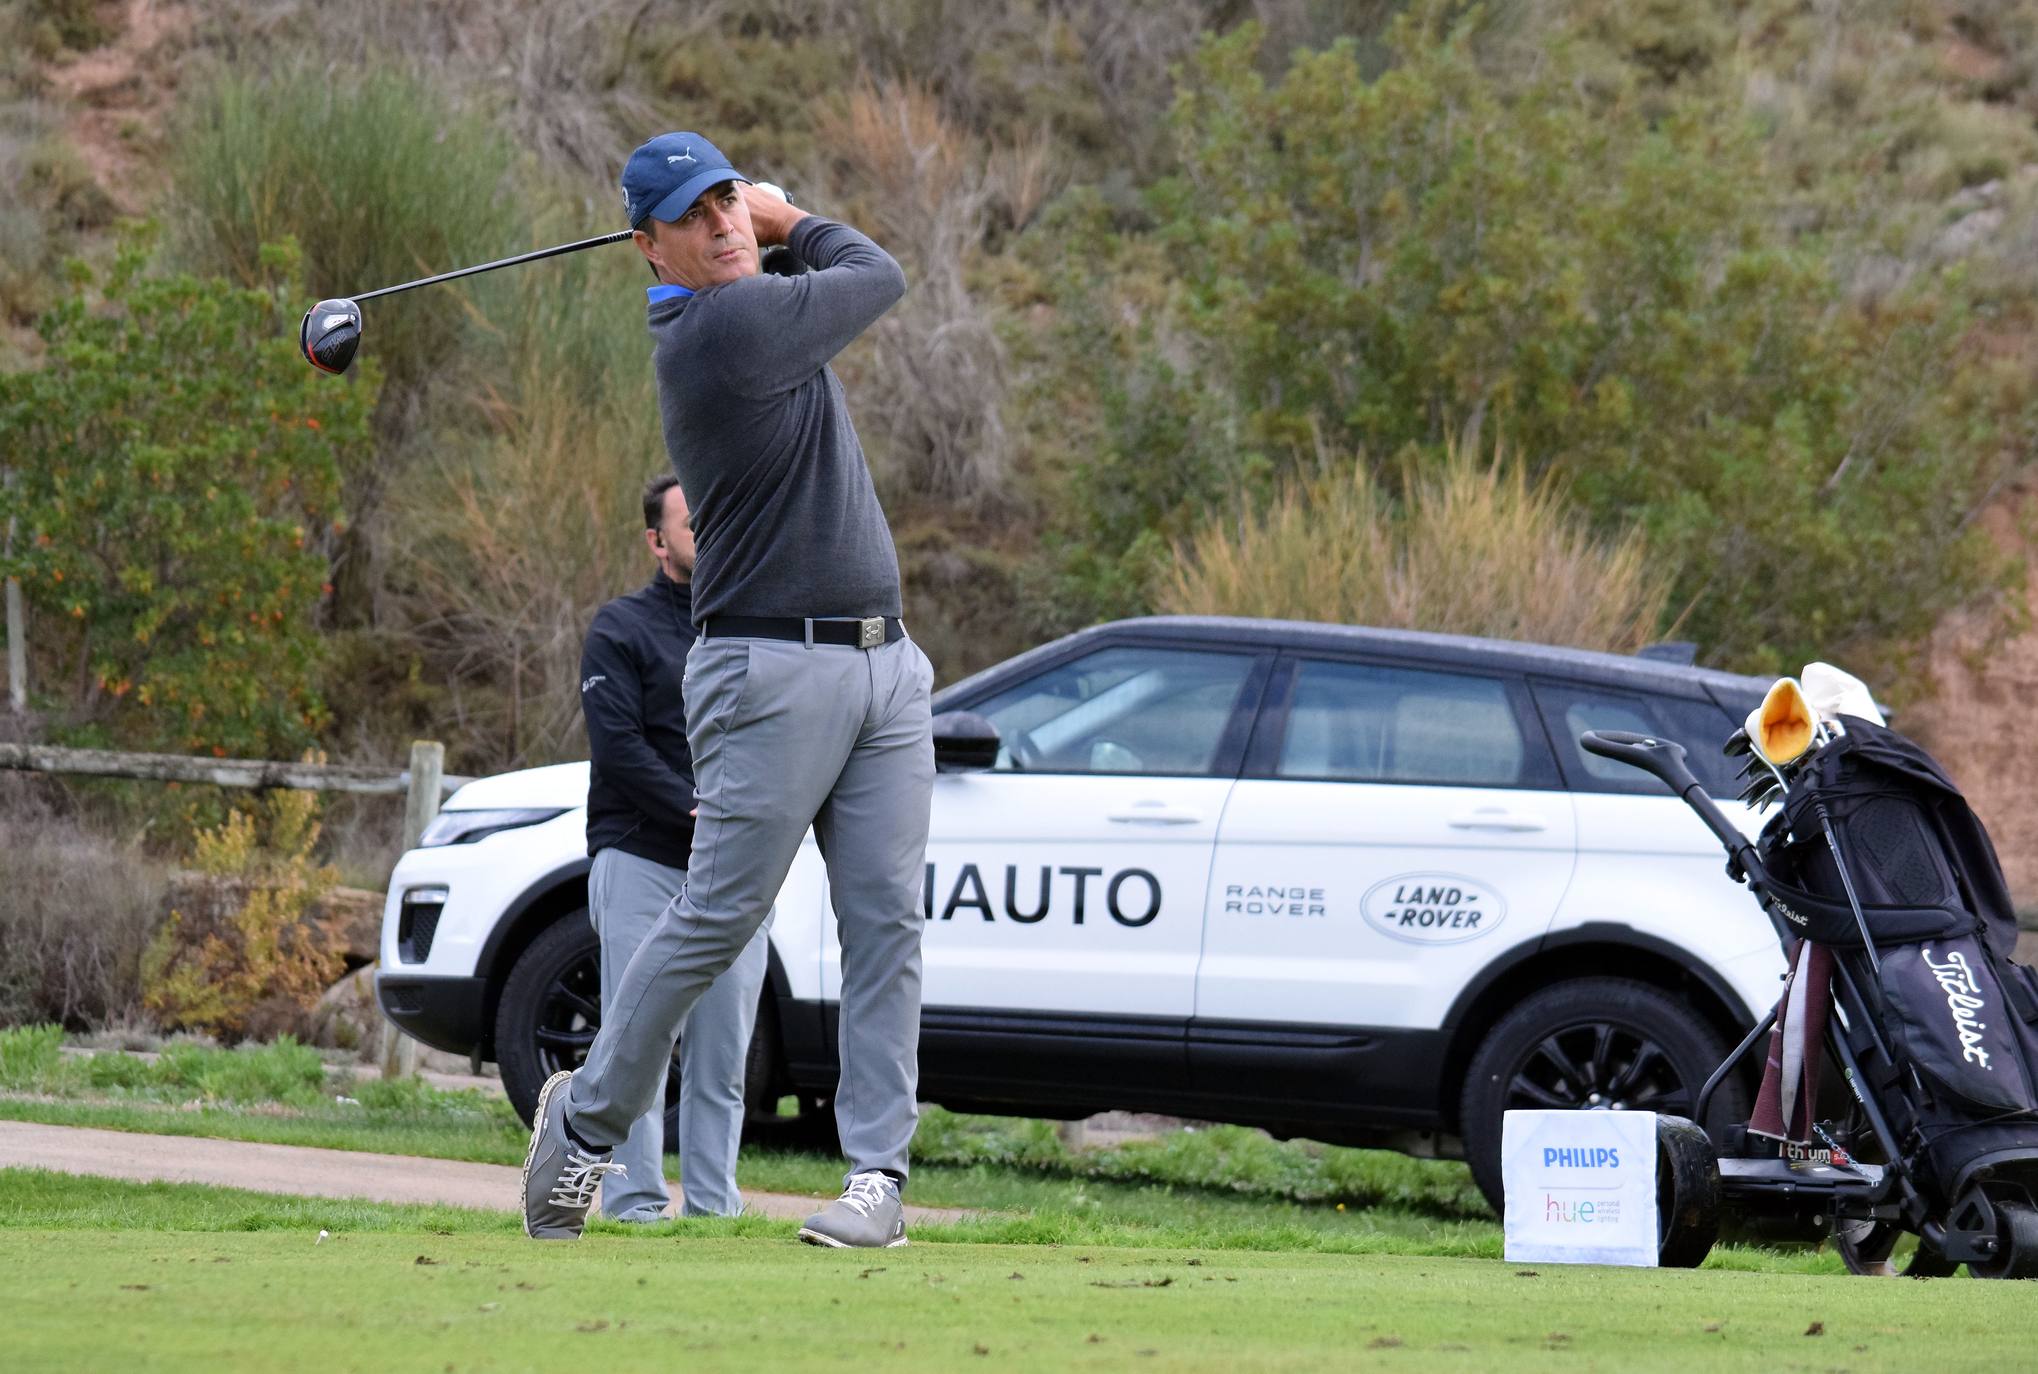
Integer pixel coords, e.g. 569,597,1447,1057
580,573,697,869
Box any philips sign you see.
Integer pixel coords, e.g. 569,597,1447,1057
1502,1110,1660,1267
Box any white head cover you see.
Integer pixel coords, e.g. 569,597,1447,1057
1800,662,1885,727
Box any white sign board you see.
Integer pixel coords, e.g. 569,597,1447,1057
1502,1109,1659,1267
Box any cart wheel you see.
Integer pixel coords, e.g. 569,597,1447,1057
1968,1203,2038,1281
1657,1115,1721,1268
1834,1220,1960,1278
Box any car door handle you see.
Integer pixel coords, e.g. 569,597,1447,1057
1447,807,1548,832
1107,804,1203,825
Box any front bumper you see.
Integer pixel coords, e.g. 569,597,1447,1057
375,973,490,1057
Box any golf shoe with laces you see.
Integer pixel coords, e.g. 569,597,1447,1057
521,1070,625,1240
798,1171,908,1248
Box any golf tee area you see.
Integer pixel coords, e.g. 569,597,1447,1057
2,1163,2034,1373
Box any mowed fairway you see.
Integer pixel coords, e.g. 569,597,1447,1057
3,1171,2034,1373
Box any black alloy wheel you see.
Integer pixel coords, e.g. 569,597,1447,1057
494,913,686,1151
1460,977,1746,1213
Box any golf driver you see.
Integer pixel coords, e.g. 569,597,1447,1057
299,230,634,375
301,184,797,375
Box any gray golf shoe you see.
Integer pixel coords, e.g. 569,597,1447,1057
521,1070,625,1240
798,1171,909,1248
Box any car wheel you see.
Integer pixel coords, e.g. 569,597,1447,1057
494,913,684,1151
1459,976,1747,1214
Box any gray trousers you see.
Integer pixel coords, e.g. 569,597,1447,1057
588,847,769,1220
567,632,935,1182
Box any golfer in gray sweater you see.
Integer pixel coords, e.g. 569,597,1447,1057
522,132,935,1248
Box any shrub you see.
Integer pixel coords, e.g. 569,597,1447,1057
383,235,666,770
164,66,510,407
1156,441,1673,652
141,788,346,1041
0,793,172,1028
1039,14,2014,672
0,239,371,756
0,1024,67,1089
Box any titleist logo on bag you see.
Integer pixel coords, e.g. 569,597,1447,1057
1922,946,1994,1071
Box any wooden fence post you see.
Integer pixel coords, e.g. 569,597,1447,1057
378,740,446,1080
4,476,24,714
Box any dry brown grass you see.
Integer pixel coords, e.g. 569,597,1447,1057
815,79,1012,511
386,244,661,771
1156,441,1674,653
0,783,171,1028
196,0,664,182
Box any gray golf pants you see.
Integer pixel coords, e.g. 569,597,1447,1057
566,631,935,1182
588,846,769,1220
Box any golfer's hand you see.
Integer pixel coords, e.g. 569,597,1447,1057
743,182,808,246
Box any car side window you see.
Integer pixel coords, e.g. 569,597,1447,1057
1531,681,1740,795
973,645,1259,776
1274,660,1530,786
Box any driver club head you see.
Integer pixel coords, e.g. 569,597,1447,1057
300,298,362,375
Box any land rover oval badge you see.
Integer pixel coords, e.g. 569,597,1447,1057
1361,874,1507,945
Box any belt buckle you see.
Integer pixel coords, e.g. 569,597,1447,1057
856,616,885,649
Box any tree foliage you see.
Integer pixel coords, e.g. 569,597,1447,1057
1041,16,2017,670
0,240,374,755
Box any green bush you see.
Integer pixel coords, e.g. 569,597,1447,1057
0,1024,67,1090
1034,15,2016,672
0,239,374,755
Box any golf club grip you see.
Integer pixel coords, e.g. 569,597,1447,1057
352,230,635,302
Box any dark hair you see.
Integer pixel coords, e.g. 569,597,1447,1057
642,472,681,531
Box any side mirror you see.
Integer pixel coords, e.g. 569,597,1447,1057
932,711,1000,773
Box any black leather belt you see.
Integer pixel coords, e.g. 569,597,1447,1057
701,615,905,649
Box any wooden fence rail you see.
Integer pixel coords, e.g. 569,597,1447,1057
0,739,476,1076
0,741,470,801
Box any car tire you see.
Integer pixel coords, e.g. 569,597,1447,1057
496,913,789,1154
1459,976,1747,1214
494,912,685,1151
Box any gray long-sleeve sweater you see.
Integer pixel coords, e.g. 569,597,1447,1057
648,217,907,621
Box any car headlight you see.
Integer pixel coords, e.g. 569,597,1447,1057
418,807,567,847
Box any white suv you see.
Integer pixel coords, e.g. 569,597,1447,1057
377,616,1780,1204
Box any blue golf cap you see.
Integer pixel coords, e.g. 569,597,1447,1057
621,132,747,229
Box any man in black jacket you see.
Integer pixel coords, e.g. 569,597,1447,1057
575,471,768,1220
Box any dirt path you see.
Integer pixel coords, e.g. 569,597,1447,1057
0,1120,971,1225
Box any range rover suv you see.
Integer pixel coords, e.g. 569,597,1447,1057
377,616,1777,1203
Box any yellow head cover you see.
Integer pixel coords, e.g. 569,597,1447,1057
1749,676,1817,766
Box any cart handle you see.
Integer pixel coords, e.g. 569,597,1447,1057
1580,730,1770,888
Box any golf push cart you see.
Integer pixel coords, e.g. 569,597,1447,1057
1580,675,2038,1278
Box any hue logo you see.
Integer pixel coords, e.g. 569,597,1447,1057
1543,1195,1621,1224
1360,873,1506,945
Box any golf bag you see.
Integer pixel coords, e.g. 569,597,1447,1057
1751,718,2038,1212
1581,714,2038,1276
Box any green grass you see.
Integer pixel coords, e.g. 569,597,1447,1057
0,1027,1830,1263
1,1171,2029,1374
0,1024,1508,1255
